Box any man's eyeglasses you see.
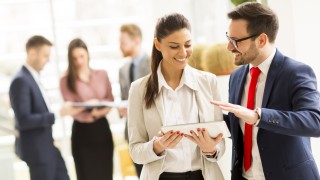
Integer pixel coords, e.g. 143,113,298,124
226,32,259,49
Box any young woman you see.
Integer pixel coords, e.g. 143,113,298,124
128,13,225,180
60,38,114,180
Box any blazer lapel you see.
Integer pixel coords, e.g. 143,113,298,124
195,90,205,123
154,91,164,126
261,50,284,108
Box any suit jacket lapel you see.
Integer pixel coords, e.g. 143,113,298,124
235,65,249,105
22,66,49,111
261,50,284,108
232,65,249,132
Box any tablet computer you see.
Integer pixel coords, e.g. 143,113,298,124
72,101,128,111
161,121,230,138
72,102,106,111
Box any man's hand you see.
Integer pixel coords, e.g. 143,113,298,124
211,101,259,125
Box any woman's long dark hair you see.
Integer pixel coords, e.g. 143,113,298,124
66,38,89,94
144,13,191,108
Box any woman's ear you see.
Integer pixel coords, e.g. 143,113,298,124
154,38,161,52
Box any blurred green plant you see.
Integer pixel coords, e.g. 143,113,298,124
231,0,268,6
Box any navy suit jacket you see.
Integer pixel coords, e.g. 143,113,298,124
9,66,57,163
226,50,320,180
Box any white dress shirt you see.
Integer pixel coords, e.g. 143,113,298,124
240,48,276,180
157,63,201,173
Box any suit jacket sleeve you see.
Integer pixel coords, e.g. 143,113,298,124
128,80,166,164
10,77,54,131
258,64,320,137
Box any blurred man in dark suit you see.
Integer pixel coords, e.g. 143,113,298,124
9,35,83,180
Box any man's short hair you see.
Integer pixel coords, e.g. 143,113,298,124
26,35,53,51
227,2,279,43
120,24,142,39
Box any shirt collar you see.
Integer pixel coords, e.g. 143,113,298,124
132,52,145,67
24,63,40,82
157,62,199,93
250,48,276,76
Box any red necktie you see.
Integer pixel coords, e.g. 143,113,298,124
244,67,261,171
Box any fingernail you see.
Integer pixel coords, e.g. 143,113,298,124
190,130,193,134
176,131,180,135
181,133,184,136
170,131,173,134
202,128,205,132
197,128,200,132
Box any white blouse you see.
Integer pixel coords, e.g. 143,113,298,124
157,63,201,173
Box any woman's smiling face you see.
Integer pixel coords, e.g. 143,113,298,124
155,28,193,70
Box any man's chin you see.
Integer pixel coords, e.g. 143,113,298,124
234,59,244,66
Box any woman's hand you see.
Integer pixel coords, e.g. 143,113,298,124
153,130,183,155
118,108,127,118
185,128,223,154
91,107,112,119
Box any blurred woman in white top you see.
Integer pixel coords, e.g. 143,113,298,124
128,13,225,180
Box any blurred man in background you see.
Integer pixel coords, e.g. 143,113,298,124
118,24,150,177
9,35,83,180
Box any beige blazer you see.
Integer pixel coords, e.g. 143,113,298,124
128,66,225,180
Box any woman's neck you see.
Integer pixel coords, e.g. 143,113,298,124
161,61,183,90
77,66,91,82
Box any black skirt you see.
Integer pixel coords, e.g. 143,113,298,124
71,117,114,180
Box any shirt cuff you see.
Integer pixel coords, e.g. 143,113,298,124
202,147,220,161
53,111,60,121
254,107,261,126
148,136,166,159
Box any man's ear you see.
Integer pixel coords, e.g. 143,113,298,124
154,38,161,52
258,33,268,48
27,48,36,60
134,37,141,46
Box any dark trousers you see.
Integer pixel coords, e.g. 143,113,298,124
159,170,204,180
27,149,69,180
134,163,143,178
72,118,114,180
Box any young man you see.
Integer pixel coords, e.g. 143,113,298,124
118,24,150,177
212,2,320,180
9,35,83,180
